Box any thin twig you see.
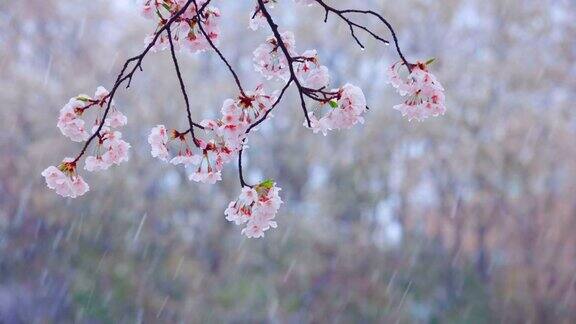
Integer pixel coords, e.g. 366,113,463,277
193,0,246,96
314,0,412,70
167,28,201,145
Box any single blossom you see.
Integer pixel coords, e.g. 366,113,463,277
84,156,109,172
387,60,446,122
106,110,128,128
148,125,170,161
94,86,109,101
225,180,283,238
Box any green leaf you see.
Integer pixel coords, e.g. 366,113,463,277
425,57,437,65
329,100,339,108
259,179,275,189
76,95,91,102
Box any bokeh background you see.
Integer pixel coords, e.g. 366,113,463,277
1,0,575,322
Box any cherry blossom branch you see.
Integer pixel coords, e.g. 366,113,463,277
256,0,313,127
167,28,201,144
313,0,412,70
72,0,208,163
45,0,448,239
193,0,246,96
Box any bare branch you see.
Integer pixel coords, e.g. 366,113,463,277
314,0,412,70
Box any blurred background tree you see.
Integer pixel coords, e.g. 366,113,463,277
0,0,575,322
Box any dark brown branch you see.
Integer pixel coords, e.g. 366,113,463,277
314,1,390,49
314,0,412,70
238,148,248,187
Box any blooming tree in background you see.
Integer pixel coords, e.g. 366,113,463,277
42,0,446,238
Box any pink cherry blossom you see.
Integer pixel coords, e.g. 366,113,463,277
102,136,131,166
84,156,109,172
148,125,170,161
94,86,109,101
42,160,89,198
225,180,283,238
44,0,449,238
253,31,296,81
307,114,332,136
170,147,202,166
106,110,128,128
69,176,90,198
388,60,446,122
239,186,258,205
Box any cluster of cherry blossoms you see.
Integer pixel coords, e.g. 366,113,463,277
305,84,368,136
43,0,447,239
251,31,368,135
44,86,130,198
41,160,90,199
141,0,221,52
225,180,283,238
388,60,446,122
147,84,277,186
